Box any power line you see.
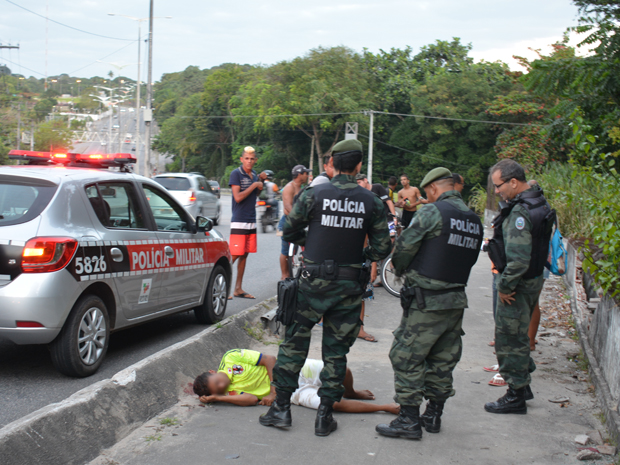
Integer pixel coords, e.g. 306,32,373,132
357,133,473,169
179,111,364,119
379,110,538,127
0,55,45,76
68,40,138,75
5,0,134,41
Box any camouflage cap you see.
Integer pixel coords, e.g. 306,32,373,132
420,167,453,188
332,139,363,155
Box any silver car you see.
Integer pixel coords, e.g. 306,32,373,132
0,151,231,377
153,173,221,225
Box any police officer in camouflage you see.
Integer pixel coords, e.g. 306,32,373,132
259,139,391,437
376,167,483,440
485,159,554,415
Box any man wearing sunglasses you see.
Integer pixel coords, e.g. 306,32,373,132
485,159,554,415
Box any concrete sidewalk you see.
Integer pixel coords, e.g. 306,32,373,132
91,255,614,465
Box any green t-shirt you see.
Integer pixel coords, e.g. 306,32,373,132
218,349,270,399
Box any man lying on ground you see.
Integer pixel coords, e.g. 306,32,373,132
193,349,399,414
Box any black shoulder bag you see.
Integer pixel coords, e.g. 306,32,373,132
276,277,298,328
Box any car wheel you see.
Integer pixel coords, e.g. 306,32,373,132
194,265,228,324
50,295,110,377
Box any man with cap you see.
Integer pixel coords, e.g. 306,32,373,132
259,139,391,437
376,167,483,440
278,165,312,279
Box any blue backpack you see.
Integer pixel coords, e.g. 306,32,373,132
547,221,566,276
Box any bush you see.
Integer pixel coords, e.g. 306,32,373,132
467,184,487,216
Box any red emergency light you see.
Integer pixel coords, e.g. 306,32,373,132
8,150,137,171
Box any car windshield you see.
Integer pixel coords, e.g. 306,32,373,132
207,181,218,187
0,176,58,227
154,177,191,191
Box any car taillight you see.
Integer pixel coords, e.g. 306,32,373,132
22,237,78,273
257,200,266,206
189,191,197,202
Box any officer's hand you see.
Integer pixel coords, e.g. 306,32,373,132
259,392,276,406
499,291,516,305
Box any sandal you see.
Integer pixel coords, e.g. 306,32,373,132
488,373,507,387
483,364,499,373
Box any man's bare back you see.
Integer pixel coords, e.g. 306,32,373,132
282,181,302,216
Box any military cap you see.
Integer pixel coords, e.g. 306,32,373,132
332,139,363,155
420,167,453,188
355,173,367,181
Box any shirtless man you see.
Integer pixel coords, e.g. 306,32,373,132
278,165,311,279
396,174,427,228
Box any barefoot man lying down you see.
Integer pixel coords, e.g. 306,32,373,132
193,349,398,415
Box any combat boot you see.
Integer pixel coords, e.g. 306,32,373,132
524,385,534,401
315,401,338,437
259,395,292,428
375,406,423,439
420,400,444,433
484,387,527,414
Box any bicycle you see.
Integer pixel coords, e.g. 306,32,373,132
380,214,405,297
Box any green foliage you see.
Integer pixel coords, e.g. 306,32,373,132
467,184,487,215
33,119,73,152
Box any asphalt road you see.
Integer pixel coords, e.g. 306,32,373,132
0,195,283,428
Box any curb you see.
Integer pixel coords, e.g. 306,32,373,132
0,297,277,465
564,243,620,442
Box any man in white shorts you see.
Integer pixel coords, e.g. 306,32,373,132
193,349,398,414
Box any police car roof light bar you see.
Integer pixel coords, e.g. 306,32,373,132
8,150,137,170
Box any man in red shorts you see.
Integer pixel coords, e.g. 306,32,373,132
229,146,267,299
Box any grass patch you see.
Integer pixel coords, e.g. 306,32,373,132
145,434,162,443
159,417,179,427
244,322,279,345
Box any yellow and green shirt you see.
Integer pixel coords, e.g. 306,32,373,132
218,349,270,399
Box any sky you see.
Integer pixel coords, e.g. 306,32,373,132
0,0,584,83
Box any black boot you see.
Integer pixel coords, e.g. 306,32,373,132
375,405,422,439
524,385,534,401
420,400,444,433
484,387,527,414
259,394,292,428
315,401,338,437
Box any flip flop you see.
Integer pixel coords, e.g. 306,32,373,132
483,364,499,372
488,341,495,347
373,282,383,288
358,334,378,343
234,292,256,299
488,373,507,387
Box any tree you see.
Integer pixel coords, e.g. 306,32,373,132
34,119,73,152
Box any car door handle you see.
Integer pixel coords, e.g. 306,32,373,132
110,247,124,262
164,246,175,258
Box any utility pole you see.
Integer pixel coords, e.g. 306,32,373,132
136,23,142,174
30,122,34,150
367,111,374,184
309,135,315,177
144,0,155,177
16,105,21,150
45,0,49,92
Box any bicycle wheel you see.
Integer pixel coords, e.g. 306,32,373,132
287,243,303,278
381,255,403,297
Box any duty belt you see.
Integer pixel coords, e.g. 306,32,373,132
301,262,362,281
400,285,465,312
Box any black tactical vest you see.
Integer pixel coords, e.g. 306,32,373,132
303,182,375,265
488,188,555,279
409,200,483,284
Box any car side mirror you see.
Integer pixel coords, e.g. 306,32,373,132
196,216,213,232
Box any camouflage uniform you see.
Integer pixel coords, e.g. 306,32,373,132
390,191,470,407
495,188,544,389
274,174,391,403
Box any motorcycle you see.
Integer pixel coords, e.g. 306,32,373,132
256,198,279,233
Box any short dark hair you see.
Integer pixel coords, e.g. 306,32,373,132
333,151,362,173
452,173,463,184
490,159,526,183
323,155,331,166
388,176,398,186
193,372,211,397
400,173,409,180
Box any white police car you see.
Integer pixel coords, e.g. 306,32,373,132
0,150,231,377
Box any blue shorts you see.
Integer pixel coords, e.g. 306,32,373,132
279,216,289,255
